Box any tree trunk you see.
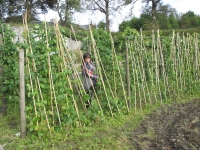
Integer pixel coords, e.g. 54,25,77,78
64,11,71,26
25,0,32,22
105,1,110,31
151,0,160,29
57,8,64,25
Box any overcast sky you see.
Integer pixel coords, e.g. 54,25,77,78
40,0,200,31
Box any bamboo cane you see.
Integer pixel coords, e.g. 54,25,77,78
109,31,130,113
141,37,153,104
171,30,175,86
89,25,114,117
26,57,39,125
96,43,120,113
151,30,158,104
181,35,186,92
139,29,151,105
194,33,198,81
157,30,171,100
135,39,147,107
154,30,162,103
44,20,62,126
70,25,102,112
54,25,82,127
22,16,38,125
54,21,87,113
175,33,181,97
24,12,51,135
132,40,143,110
177,33,183,93
112,45,117,96
187,33,192,92
128,40,138,112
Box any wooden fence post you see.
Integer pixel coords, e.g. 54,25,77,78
18,27,26,138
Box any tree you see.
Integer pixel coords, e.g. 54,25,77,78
24,0,57,22
119,1,180,31
84,0,138,31
141,1,178,29
142,0,161,17
156,3,177,29
169,13,179,29
119,17,142,31
1,0,57,22
119,21,130,31
140,13,152,30
97,21,106,30
56,0,83,26
0,0,8,21
180,11,200,28
141,0,161,28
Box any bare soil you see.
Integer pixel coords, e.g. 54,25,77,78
129,99,200,150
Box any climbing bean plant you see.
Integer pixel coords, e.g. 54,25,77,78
127,29,200,110
2,20,200,139
0,24,20,114
24,23,84,137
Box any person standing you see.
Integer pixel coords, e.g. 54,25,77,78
82,52,98,108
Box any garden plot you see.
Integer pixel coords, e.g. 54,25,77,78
130,99,200,150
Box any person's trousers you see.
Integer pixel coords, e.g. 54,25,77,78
85,85,96,108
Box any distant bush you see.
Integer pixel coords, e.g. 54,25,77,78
142,28,200,36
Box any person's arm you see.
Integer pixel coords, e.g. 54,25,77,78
86,62,98,81
90,73,98,81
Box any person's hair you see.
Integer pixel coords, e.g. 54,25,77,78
82,52,91,69
83,52,91,60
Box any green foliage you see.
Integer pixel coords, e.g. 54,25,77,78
58,0,83,25
92,29,113,61
60,24,88,41
169,13,179,29
2,20,200,144
0,24,20,114
119,20,130,32
0,103,149,149
4,16,23,23
180,11,200,28
2,97,200,149
97,21,106,30
1,0,57,22
24,23,72,135
111,27,139,53
119,8,200,31
142,28,200,36
122,27,139,39
121,18,144,31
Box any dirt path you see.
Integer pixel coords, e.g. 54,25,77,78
129,99,200,150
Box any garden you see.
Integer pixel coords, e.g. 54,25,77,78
0,18,200,149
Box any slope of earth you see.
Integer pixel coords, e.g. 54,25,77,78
129,99,200,150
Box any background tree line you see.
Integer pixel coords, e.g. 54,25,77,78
0,0,82,24
0,0,200,31
119,8,200,31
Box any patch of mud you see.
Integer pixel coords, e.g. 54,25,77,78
130,99,200,150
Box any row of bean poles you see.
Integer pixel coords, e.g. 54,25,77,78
24,15,200,136
127,30,200,111
24,17,124,136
